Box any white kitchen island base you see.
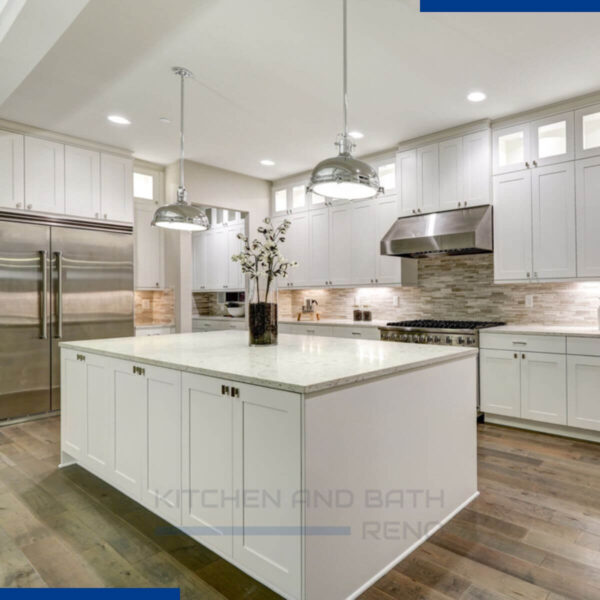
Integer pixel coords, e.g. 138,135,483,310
60,332,478,600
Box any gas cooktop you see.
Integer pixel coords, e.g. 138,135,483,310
385,319,505,330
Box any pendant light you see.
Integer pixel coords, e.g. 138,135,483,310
152,67,210,231
308,0,383,201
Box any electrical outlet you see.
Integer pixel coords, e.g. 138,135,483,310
393,295,400,307
142,299,150,310
525,295,533,308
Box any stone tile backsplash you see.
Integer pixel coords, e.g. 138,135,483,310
279,254,600,326
134,289,175,326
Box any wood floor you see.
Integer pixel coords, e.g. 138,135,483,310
0,418,599,599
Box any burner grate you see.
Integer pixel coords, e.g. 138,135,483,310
386,319,505,330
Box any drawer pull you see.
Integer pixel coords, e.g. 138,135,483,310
512,341,527,346
221,385,230,396
132,365,145,376
514,353,517,358
76,354,86,362
351,332,361,336
231,387,240,398
522,353,526,359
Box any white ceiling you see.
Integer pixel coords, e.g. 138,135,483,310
2,0,600,180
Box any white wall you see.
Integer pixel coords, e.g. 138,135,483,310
165,159,271,332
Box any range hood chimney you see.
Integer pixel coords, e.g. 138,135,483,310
380,205,493,258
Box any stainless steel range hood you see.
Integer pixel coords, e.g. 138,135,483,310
380,205,493,258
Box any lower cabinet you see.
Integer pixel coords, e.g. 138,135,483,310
480,349,567,425
567,355,600,431
278,322,381,340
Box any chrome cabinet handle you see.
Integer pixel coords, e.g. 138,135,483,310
533,160,538,167
40,250,48,339
55,251,63,339
525,162,530,168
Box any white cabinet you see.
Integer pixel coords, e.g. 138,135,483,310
192,231,207,290
531,162,576,280
480,349,521,417
192,318,246,333
575,156,600,277
272,183,309,216
351,198,377,285
100,153,133,223
416,143,439,213
226,224,244,290
567,355,600,431
438,137,463,211
65,146,100,218
205,228,228,290
463,130,491,207
24,136,65,214
493,171,532,281
575,103,600,159
182,373,234,557
397,149,418,217
331,326,381,340
493,123,531,175
328,202,353,286
521,352,567,425
308,207,329,287
0,131,24,210
281,212,310,288
233,383,302,599
134,200,164,289
61,350,89,462
135,326,175,336
530,111,574,167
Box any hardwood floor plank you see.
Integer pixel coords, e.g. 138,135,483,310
374,569,455,600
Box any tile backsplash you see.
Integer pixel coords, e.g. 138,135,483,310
279,254,600,326
134,289,175,326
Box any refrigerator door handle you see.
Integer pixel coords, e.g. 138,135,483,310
55,251,63,339
40,250,48,339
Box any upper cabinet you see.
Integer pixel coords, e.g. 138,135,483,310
134,199,164,290
100,153,133,223
65,146,100,218
493,123,531,174
271,183,311,216
575,103,600,159
24,136,65,214
398,126,491,216
0,132,24,210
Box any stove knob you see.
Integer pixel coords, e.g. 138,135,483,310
458,336,465,344
427,335,433,343
433,335,441,343
446,336,452,344
400,334,407,342
466,336,475,345
419,334,427,343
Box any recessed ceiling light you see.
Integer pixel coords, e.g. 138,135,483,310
348,130,364,139
260,159,275,166
107,115,131,125
159,117,171,124
467,91,486,103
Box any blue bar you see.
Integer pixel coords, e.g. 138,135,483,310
0,591,180,600
421,0,600,11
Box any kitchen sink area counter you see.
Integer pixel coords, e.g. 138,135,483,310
60,331,478,599
485,324,600,337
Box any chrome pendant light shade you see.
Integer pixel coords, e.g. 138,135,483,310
308,0,382,201
152,67,209,231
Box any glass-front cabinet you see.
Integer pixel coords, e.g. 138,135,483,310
530,111,573,167
271,183,311,215
576,103,600,159
493,123,531,174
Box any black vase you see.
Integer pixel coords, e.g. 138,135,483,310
249,302,278,345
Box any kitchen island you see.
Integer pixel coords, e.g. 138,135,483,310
60,331,478,600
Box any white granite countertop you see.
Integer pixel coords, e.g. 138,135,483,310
135,323,175,329
60,331,477,394
485,325,600,338
279,318,388,329
193,315,245,322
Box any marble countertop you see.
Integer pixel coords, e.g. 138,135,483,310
485,324,600,338
279,318,388,329
60,331,477,395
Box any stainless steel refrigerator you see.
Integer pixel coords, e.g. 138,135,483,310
0,213,134,421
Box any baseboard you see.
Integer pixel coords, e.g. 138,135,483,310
484,414,600,443
346,490,480,600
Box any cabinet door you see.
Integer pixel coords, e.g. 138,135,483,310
493,171,532,281
530,111,574,167
463,130,491,207
60,349,87,461
416,143,439,213
142,365,181,525
531,162,576,279
111,358,146,500
567,355,600,431
100,154,133,223
192,232,207,290
396,150,418,216
182,373,234,557
328,202,352,285
492,123,530,175
134,200,164,289
290,183,308,214
272,188,289,216
521,352,566,425
308,207,329,287
438,137,463,211
480,349,521,417
0,131,24,210
286,212,310,287
351,198,377,285
24,136,65,214
375,195,402,284
205,228,228,290
65,146,100,218
227,224,244,290
233,384,302,600
575,156,600,277
575,103,600,159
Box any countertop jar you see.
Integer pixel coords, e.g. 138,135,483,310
353,308,363,321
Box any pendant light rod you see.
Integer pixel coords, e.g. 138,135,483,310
172,66,193,200
342,0,348,139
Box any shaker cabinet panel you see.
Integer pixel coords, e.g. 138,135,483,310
328,202,353,285
397,150,418,216
134,200,164,289
531,162,576,280
463,130,491,207
416,143,439,213
205,228,228,290
351,199,376,284
192,232,207,290
575,156,600,277
480,349,521,417
493,171,532,281
286,212,310,287
493,123,530,175
227,224,245,290
575,103,600,160
438,137,463,211
308,207,329,287
568,355,600,431
65,146,100,218
100,154,133,223
530,111,574,167
375,195,402,284
0,131,24,210
24,136,65,214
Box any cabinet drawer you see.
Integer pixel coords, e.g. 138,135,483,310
332,326,381,340
567,336,600,357
480,333,565,354
279,323,335,337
